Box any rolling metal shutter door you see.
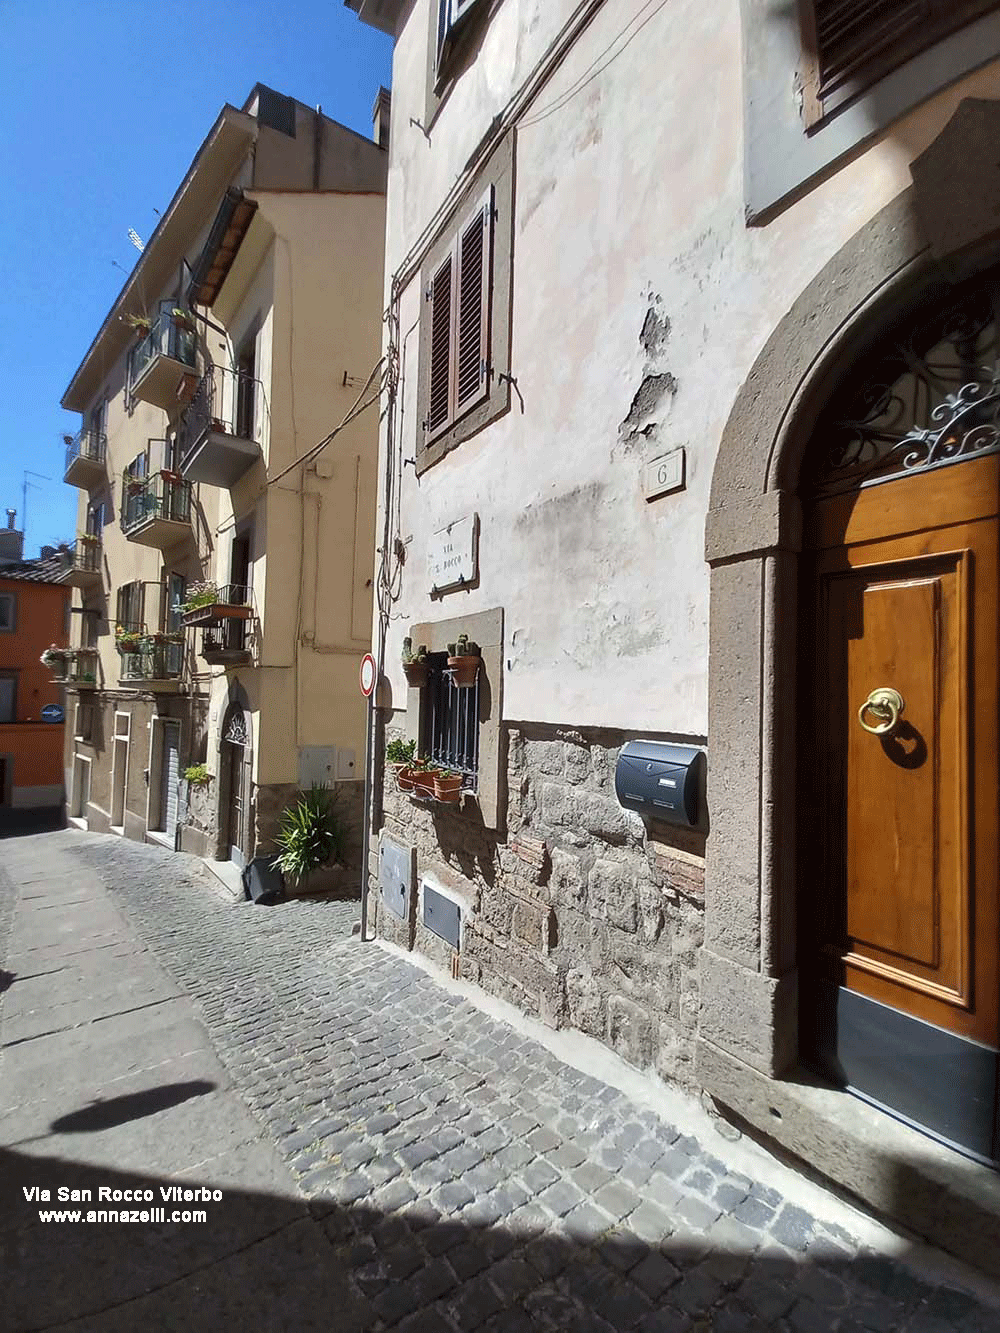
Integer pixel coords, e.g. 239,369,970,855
161,723,180,838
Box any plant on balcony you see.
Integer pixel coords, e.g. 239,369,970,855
39,645,70,669
272,785,345,887
401,637,428,687
78,532,101,546
170,309,197,333
114,626,142,653
179,581,220,614
183,764,211,786
447,633,481,688
159,469,182,484
143,631,184,646
123,313,152,338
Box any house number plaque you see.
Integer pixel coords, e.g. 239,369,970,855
429,514,479,594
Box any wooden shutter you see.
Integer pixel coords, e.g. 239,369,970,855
799,0,997,128
427,253,454,436
455,188,493,414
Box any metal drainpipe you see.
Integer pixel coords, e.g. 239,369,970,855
359,690,374,941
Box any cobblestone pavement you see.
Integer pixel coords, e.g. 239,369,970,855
5,831,1000,1333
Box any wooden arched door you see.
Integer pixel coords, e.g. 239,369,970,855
799,278,1000,1164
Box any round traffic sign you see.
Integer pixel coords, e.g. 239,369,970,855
40,704,65,724
359,653,377,697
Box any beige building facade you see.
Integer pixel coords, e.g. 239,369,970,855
350,0,1000,1256
59,84,386,875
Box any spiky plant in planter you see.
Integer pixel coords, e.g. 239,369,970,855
401,637,429,687
272,785,345,888
447,633,480,688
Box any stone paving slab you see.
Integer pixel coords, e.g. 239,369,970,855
3,831,1000,1333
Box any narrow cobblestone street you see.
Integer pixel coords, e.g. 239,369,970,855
2,831,999,1332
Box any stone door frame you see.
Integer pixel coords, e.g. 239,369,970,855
699,99,1000,1085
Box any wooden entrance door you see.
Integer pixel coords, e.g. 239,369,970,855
800,452,1000,1161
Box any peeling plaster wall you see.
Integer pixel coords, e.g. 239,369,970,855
380,0,1000,736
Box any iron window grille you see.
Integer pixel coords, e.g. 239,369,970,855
422,651,479,788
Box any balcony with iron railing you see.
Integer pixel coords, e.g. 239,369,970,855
127,308,198,411
43,646,99,686
63,428,107,489
121,471,192,550
179,583,253,666
65,647,99,688
57,537,103,589
177,366,263,488
115,624,185,691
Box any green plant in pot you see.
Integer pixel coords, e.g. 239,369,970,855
447,633,481,688
183,764,211,787
386,737,416,790
272,785,344,889
433,768,463,802
408,757,439,797
401,637,429,687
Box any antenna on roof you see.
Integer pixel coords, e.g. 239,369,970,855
128,229,145,253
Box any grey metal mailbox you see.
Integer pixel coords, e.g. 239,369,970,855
380,838,413,919
614,741,705,826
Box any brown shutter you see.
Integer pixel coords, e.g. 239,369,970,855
455,188,493,414
799,0,997,128
116,585,125,627
427,252,454,437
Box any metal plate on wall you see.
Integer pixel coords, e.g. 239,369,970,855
423,885,461,948
380,838,412,919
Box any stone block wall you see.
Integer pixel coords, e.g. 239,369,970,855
374,718,706,1088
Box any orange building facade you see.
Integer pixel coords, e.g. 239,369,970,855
0,555,70,809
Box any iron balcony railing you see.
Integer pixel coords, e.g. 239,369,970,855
178,366,261,456
65,428,106,475
121,472,191,535
63,537,102,576
129,310,197,386
66,648,99,686
119,638,184,683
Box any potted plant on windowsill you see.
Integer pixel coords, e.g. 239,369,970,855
433,769,463,803
183,764,211,787
409,758,440,798
386,737,416,790
447,634,481,688
402,637,429,687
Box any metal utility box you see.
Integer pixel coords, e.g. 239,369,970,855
380,837,414,919
422,884,461,948
614,741,705,826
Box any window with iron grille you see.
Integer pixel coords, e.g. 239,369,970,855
422,653,480,787
417,136,513,474
798,0,998,128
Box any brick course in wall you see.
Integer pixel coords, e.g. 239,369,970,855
374,718,705,1089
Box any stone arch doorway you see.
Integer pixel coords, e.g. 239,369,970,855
797,272,1000,1163
701,101,1000,1173
219,700,252,868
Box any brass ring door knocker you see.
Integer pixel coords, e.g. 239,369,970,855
858,686,905,736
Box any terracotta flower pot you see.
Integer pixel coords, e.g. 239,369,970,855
433,774,463,802
447,654,480,688
394,763,415,791
403,660,428,688
411,770,438,798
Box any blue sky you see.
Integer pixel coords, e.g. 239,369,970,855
0,0,392,557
